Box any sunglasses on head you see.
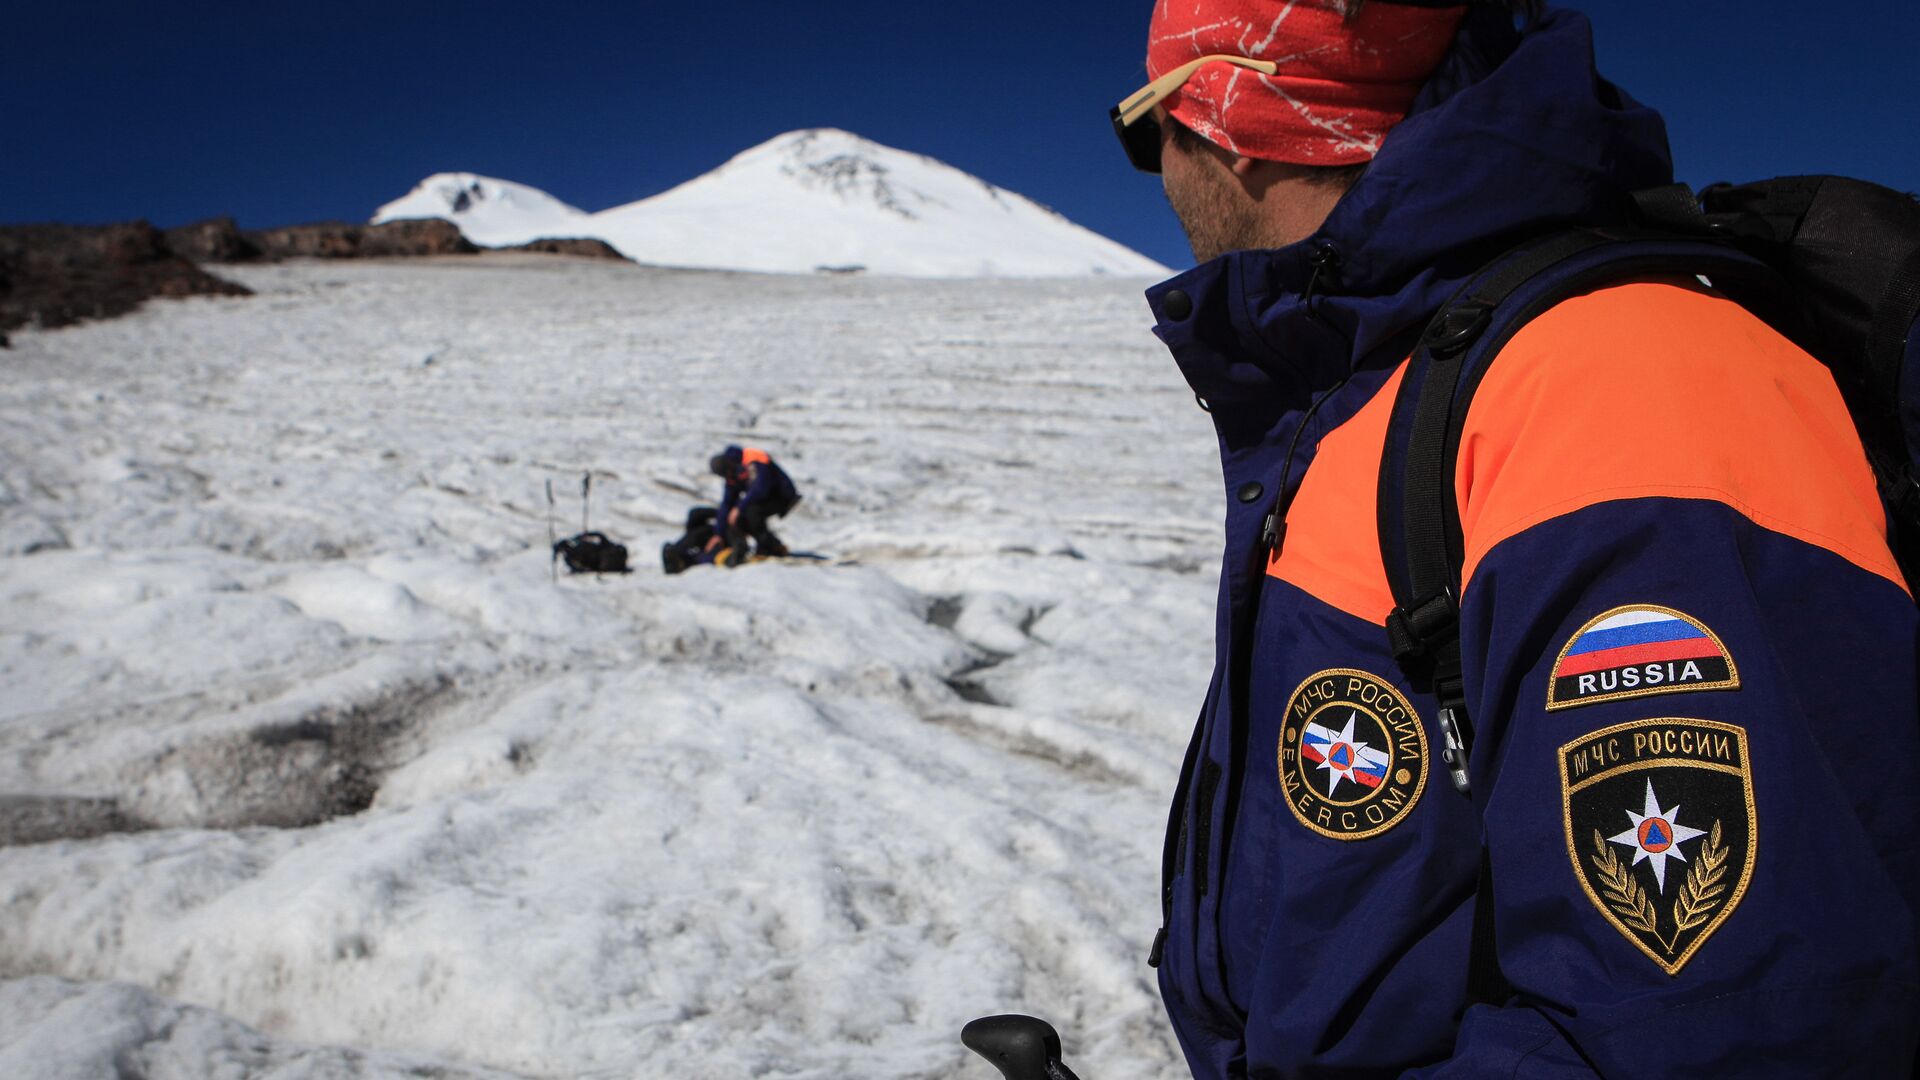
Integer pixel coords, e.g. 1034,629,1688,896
1110,54,1279,174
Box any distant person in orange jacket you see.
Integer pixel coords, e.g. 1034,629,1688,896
708,445,800,565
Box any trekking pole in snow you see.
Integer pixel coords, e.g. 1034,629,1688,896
581,471,592,534
962,1015,1084,1080
546,478,558,584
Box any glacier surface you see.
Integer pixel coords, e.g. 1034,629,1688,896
0,253,1218,1079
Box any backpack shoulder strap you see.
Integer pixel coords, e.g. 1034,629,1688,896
1377,226,1787,1013
1380,229,1619,798
1378,228,1787,799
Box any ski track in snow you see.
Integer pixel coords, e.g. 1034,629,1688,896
0,255,1219,1079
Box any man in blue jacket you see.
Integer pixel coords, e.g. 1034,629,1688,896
708,445,800,566
1113,1,1920,1075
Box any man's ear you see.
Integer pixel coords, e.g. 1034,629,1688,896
1229,154,1258,178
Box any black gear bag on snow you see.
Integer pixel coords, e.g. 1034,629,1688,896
1377,175,1920,800
554,531,630,574
550,472,632,575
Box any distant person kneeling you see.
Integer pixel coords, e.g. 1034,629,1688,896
708,445,801,566
660,507,720,575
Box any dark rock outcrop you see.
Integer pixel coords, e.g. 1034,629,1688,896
162,217,482,263
243,218,478,259
1,214,634,340
360,218,478,257
0,221,252,336
500,237,628,260
166,216,629,265
163,216,262,262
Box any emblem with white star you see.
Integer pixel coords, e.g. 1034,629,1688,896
1303,709,1391,795
1280,669,1428,841
1607,779,1708,893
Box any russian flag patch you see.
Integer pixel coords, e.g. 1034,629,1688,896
1547,605,1738,710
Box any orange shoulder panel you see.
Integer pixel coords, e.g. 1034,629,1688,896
1456,281,1903,594
741,447,772,466
1267,365,1406,625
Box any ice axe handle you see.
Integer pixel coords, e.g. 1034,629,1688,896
962,1015,1083,1080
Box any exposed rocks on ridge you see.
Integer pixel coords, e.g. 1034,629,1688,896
2,217,631,339
161,216,477,261
161,216,629,264
0,221,252,337
501,236,627,260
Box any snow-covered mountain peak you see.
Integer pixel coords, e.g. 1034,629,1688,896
776,131,927,220
399,173,583,218
725,127,908,174
373,172,589,247
736,126,878,169
372,131,1168,278
688,127,952,222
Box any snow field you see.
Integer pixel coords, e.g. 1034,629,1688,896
0,255,1218,1078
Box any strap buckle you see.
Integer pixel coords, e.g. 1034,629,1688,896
1385,588,1459,668
1388,589,1476,797
1437,705,1474,797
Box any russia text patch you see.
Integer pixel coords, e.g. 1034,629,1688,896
1547,605,1737,711
1560,718,1756,975
1278,669,1427,840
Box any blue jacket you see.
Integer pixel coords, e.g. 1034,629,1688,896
715,444,798,521
1150,8,1920,1077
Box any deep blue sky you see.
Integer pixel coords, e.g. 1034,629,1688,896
5,2,1915,271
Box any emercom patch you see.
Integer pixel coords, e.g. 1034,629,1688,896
1278,669,1427,841
1559,718,1756,975
1547,605,1738,711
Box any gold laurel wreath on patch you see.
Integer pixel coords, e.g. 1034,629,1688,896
1673,820,1730,933
1589,829,1659,934
1589,820,1733,946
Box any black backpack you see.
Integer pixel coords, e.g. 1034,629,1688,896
1376,176,1920,800
553,531,631,575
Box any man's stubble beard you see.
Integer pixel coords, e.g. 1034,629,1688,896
1165,167,1267,265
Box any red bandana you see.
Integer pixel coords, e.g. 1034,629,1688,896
1146,0,1467,165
